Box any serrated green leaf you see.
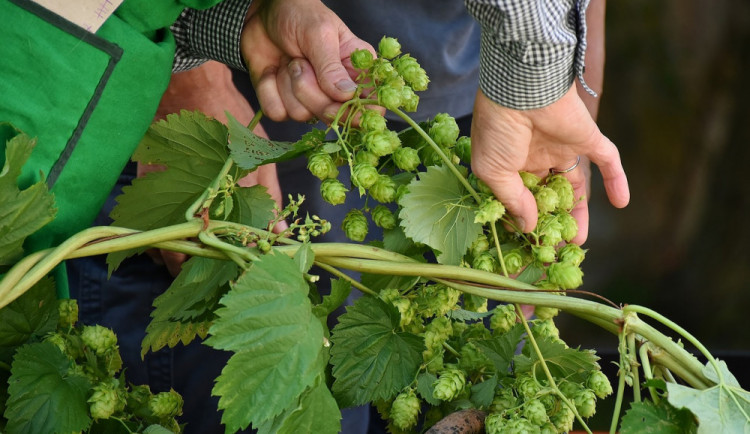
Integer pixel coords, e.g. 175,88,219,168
417,372,441,406
666,361,750,434
5,342,91,433
0,277,58,364
227,112,310,170
330,296,423,406
293,242,315,274
516,262,544,285
206,253,325,431
398,165,482,265
254,374,341,434
141,257,238,356
0,129,56,267
448,309,493,322
361,228,424,292
143,424,176,434
226,184,276,229
514,337,600,383
474,324,525,376
312,278,352,319
620,400,698,433
471,375,499,408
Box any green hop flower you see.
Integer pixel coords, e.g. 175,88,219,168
364,130,396,157
342,209,369,242
504,249,525,275
369,175,397,203
395,184,410,203
548,261,584,290
44,332,68,355
377,84,402,111
354,150,380,166
532,245,556,264
558,212,579,242
378,36,402,59
531,319,560,341
515,373,542,400
490,304,517,335
587,371,614,398
484,413,509,434
429,113,460,147
435,285,461,316
463,293,488,313
474,198,506,224
58,298,79,329
257,239,271,253
89,379,125,420
540,422,558,434
400,86,420,112
392,297,416,328
455,136,471,164
307,152,339,180
458,341,493,374
423,317,453,351
537,214,564,247
573,389,597,418
534,186,559,215
379,287,400,304
393,146,421,172
551,403,576,433
534,305,560,320
352,163,379,189
320,178,348,205
350,48,374,70
472,252,497,273
81,325,117,356
372,205,397,229
506,416,540,433
520,171,542,190
559,381,584,399
371,59,397,82
149,389,183,419
524,398,549,426
546,174,576,211
470,234,490,257
557,243,586,266
390,390,420,430
491,387,517,413
433,368,466,401
359,109,387,132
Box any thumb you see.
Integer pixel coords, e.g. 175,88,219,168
303,27,365,101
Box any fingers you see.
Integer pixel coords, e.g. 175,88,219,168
299,21,360,102
586,134,630,209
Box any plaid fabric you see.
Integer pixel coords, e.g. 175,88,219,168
171,0,252,72
465,0,592,109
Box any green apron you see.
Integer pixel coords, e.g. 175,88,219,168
0,0,222,296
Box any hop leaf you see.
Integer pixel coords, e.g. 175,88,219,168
342,209,369,242
320,178,348,205
432,368,466,401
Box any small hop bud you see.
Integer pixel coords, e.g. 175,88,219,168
89,379,125,420
484,413,509,434
257,239,271,253
558,243,586,266
149,389,183,419
546,174,576,211
320,178,348,205
458,341,493,373
587,371,614,398
350,48,374,70
558,212,579,242
470,234,490,257
531,319,560,341
400,86,420,112
490,304,517,335
58,298,79,329
507,416,539,432
537,214,564,247
524,398,550,426
378,36,402,59
455,136,471,164
354,150,380,166
491,388,517,413
534,186,560,214
393,146,421,172
504,249,525,275
395,184,410,203
472,252,497,273
306,152,339,180
532,245,557,263
433,368,466,401
390,390,420,430
548,261,584,290
534,305,560,320
359,109,387,132
372,205,397,229
573,389,597,418
377,85,402,111
44,333,68,355
429,113,460,147
520,171,542,190
364,130,400,157
371,59,397,82
540,422,558,434
474,198,506,224
342,209,369,242
81,325,118,356
369,175,397,203
515,374,542,400
551,403,576,433
352,163,379,189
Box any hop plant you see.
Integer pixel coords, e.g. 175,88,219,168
491,387,518,413
573,389,597,418
58,298,79,329
428,113,460,147
371,205,397,229
360,109,387,132
390,390,420,430
587,370,614,399
558,212,579,242
472,251,497,273
352,163,379,189
523,398,549,426
534,186,560,215
520,171,542,190
534,305,560,321
557,243,586,266
515,374,542,400
89,379,125,420
490,304,517,335
354,150,380,166
546,174,576,211
378,36,402,59
504,249,525,275
320,178,348,205
470,234,490,257
307,152,339,180
550,403,576,433
400,86,420,112
81,325,118,356
532,245,556,264
474,198,506,224
149,389,183,419
350,48,374,70
342,209,369,242
364,129,399,157
531,319,561,342
484,413,508,434
393,146,421,172
369,175,397,203
455,136,471,164
377,85,402,111
433,368,466,401
548,261,584,290
458,341,493,375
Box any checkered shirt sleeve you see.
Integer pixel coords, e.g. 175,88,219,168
465,0,594,110
171,0,252,72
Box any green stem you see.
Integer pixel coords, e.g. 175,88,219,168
313,261,377,296
491,223,509,277
609,363,627,434
627,333,641,403
639,343,660,404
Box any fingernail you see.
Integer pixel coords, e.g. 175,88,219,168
335,79,357,93
515,217,527,232
288,61,302,78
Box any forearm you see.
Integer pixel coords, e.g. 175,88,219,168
576,0,605,120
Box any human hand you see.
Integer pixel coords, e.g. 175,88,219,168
240,0,375,122
470,85,629,245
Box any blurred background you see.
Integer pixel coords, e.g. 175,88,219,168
559,0,750,386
